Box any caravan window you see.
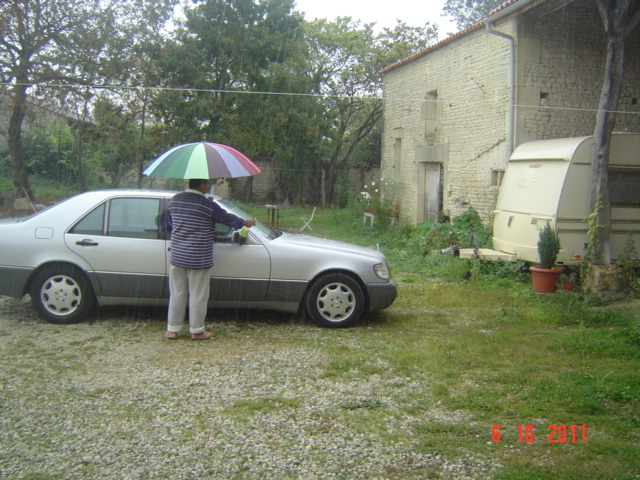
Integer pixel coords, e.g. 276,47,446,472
610,170,640,206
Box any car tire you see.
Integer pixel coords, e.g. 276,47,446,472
30,265,95,324
305,273,364,328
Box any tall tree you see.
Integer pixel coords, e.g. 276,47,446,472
90,97,139,187
152,0,303,146
591,0,640,264
0,0,115,199
300,18,437,205
107,0,178,187
152,1,437,205
0,0,176,198
442,0,503,30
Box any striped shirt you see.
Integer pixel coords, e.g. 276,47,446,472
167,189,244,269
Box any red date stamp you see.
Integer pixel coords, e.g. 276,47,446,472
491,424,587,443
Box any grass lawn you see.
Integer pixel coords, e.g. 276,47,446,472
264,204,640,479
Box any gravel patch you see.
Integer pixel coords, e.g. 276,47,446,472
0,296,497,479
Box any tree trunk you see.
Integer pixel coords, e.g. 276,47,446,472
8,81,34,202
136,92,148,189
591,0,631,264
320,159,341,206
76,95,93,193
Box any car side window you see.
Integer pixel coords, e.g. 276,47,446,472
214,223,234,243
162,218,233,243
106,198,161,239
69,203,106,235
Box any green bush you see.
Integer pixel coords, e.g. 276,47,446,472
617,233,638,295
409,207,492,255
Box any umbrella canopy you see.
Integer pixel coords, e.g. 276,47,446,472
143,142,261,179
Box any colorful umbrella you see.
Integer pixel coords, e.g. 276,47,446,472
143,142,261,179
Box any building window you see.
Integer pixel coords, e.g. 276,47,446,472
491,169,505,187
394,137,402,177
425,90,438,145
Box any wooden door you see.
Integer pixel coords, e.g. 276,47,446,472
424,162,442,222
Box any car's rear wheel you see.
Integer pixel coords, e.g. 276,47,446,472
305,273,364,328
30,265,95,324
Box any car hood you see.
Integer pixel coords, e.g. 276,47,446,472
276,232,384,260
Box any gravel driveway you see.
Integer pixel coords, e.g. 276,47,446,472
0,295,495,479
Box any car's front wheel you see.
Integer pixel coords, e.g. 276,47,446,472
305,273,365,328
30,265,95,324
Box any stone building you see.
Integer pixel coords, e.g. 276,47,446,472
380,0,640,225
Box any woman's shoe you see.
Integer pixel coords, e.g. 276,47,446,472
191,331,214,340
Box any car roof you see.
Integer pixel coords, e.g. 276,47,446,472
80,189,178,198
20,190,179,223
72,189,224,200
20,189,227,224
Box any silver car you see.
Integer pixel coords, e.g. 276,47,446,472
0,190,396,328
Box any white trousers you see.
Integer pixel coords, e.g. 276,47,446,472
167,265,211,334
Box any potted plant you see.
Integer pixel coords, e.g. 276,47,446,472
529,223,562,293
360,184,376,213
559,273,575,291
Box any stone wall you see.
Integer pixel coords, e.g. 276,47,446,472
518,0,640,142
382,25,511,224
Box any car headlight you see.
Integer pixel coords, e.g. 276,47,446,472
373,262,390,280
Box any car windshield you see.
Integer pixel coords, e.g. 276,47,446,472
215,196,281,240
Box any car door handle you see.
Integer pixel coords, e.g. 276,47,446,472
76,239,99,247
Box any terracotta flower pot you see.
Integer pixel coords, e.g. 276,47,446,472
529,266,562,293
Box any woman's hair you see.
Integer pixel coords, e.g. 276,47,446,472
188,179,209,189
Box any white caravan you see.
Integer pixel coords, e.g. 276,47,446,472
460,133,640,265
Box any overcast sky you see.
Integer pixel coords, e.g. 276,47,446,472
293,0,459,39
